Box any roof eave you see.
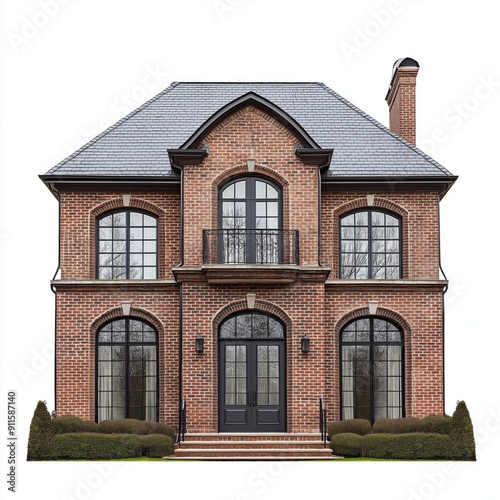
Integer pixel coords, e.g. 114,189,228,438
39,174,181,197
321,175,458,199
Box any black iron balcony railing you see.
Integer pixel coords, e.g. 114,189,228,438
203,229,299,265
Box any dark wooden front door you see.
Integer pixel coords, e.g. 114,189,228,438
219,339,286,432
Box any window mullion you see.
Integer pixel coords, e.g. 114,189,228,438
125,319,130,418
369,317,375,424
125,211,130,279
368,211,372,279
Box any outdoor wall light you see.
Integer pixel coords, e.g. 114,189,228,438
195,335,204,353
301,334,310,353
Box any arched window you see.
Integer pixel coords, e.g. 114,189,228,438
340,317,404,423
96,318,158,422
97,210,157,279
219,177,282,264
340,209,401,279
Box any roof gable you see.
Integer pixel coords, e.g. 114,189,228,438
182,92,319,149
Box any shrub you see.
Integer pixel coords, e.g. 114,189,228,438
331,432,463,460
327,419,372,439
140,434,174,458
51,415,99,435
98,419,143,435
46,433,142,460
362,433,463,460
27,401,53,461
98,419,175,438
420,415,454,435
330,433,364,457
139,421,176,439
373,417,423,434
451,401,476,461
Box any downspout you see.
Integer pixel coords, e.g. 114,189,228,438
437,194,448,416
49,184,61,416
317,167,323,266
177,167,184,435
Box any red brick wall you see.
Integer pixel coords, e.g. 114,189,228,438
386,66,419,145
52,104,446,431
324,287,444,420
180,282,327,433
321,190,441,280
55,285,179,425
58,187,180,280
183,105,319,267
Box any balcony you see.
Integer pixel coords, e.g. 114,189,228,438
203,229,299,265
200,229,300,284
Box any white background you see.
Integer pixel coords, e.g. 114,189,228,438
0,0,499,498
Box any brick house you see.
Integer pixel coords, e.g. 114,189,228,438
40,58,456,457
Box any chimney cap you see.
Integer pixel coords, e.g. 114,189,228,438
392,57,419,76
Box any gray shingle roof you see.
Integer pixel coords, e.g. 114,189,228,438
44,82,453,178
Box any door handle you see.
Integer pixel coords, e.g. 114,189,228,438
252,390,257,407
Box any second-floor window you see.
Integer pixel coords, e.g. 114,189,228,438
97,210,158,279
340,209,401,279
219,177,282,264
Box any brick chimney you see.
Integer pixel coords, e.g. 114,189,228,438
385,57,420,145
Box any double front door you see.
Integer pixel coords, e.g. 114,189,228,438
218,312,286,432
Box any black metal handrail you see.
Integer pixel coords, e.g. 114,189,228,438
319,396,327,448
176,398,187,446
203,229,299,265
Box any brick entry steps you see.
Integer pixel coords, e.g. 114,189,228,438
169,433,336,460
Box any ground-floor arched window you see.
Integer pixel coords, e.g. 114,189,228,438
96,318,158,422
340,317,404,423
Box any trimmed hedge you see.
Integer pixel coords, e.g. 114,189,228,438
141,434,175,458
329,433,363,456
46,433,143,460
373,417,423,434
451,401,476,460
331,432,463,460
98,419,175,438
362,414,455,436
45,432,174,460
98,419,142,435
51,416,99,435
27,402,177,460
27,401,54,461
327,419,372,438
420,415,454,435
328,401,475,460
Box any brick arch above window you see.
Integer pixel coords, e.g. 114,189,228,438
333,196,408,219
90,197,164,219
334,306,411,340
212,164,289,191
213,299,293,333
90,306,164,338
